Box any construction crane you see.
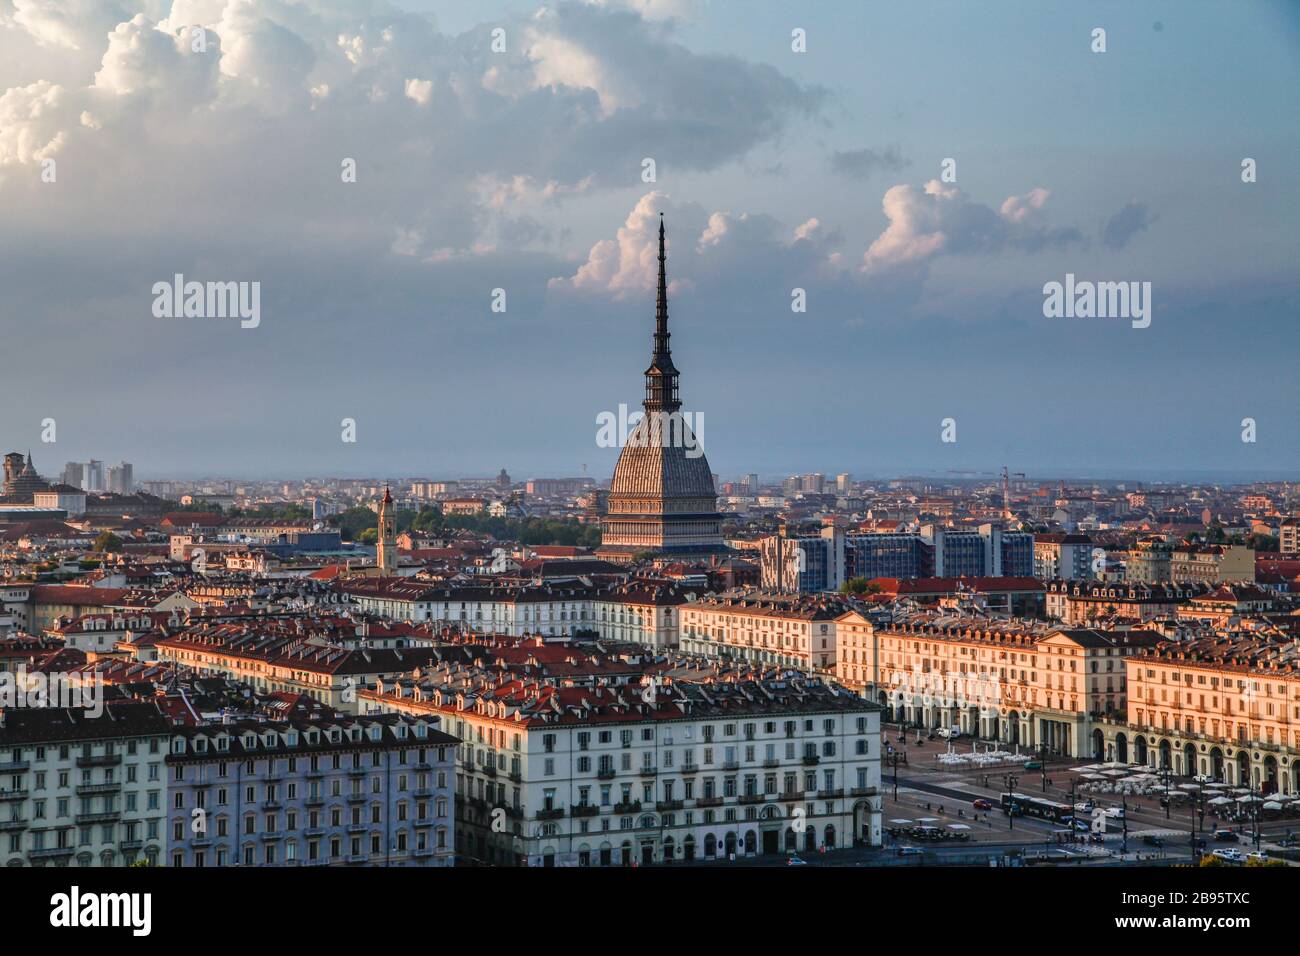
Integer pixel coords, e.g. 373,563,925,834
1002,466,1025,519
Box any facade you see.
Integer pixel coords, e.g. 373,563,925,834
838,610,1159,757
339,578,691,648
0,702,171,868
154,629,442,711
1169,544,1255,583
362,659,881,866
165,713,457,867
679,590,850,670
1100,632,1300,793
1033,533,1095,580
599,218,724,562
1044,580,1203,625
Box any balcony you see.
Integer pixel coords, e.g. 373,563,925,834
849,787,878,798
816,788,844,799
655,799,684,812
508,771,522,784
346,793,367,804
536,807,565,821
762,759,779,769
481,764,497,778
0,819,28,832
801,755,820,766
695,796,722,808
596,768,616,781
780,791,804,802
571,804,600,818
0,761,29,774
638,766,658,777
346,767,367,778
612,800,642,814
262,799,283,810
260,830,285,841
738,793,767,805
0,789,28,802
75,810,121,824
679,763,700,774
346,823,368,834
76,754,121,769
28,846,75,861
721,761,740,771
304,795,325,807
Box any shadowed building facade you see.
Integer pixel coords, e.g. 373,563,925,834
598,217,725,563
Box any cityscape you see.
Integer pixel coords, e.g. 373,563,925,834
1,0,1297,936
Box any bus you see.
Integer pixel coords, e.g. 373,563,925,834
1001,792,1074,824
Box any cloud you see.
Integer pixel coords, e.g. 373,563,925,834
861,180,1083,274
1102,201,1155,249
829,145,908,180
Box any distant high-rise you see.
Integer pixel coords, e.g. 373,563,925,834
598,216,724,562
836,472,852,494
83,459,105,493
62,462,84,488
107,461,134,495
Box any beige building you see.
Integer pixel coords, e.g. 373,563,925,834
679,590,850,671
1103,632,1300,792
1169,544,1254,584
836,609,1158,757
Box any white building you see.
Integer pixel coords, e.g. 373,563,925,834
361,657,881,866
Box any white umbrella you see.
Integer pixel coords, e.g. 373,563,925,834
1236,794,1262,803
947,823,971,830
1208,796,1232,805
889,819,913,824
1263,801,1283,811
1178,783,1201,790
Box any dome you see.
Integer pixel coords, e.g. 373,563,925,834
608,415,715,507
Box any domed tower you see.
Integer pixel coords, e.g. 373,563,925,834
598,216,724,562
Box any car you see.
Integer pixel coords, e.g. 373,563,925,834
896,846,923,856
1074,801,1095,814
1213,828,1239,842
1023,761,1042,770
1246,851,1269,863
1103,806,1125,820
1212,848,1244,864
1142,835,1164,848
786,855,808,866
972,798,993,811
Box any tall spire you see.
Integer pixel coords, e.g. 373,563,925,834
654,213,670,357
644,213,680,411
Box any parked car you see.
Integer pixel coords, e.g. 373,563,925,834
1212,848,1245,864
972,798,993,811
1213,828,1239,842
1246,851,1269,864
896,846,923,857
1023,760,1042,770
786,855,808,866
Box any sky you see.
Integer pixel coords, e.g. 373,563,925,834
1,0,1297,483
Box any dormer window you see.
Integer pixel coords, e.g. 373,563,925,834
244,735,256,749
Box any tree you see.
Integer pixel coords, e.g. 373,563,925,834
94,531,123,553
841,577,881,596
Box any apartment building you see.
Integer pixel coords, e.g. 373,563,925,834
1032,533,1095,580
679,590,851,670
836,610,1158,757
1044,580,1204,625
155,625,442,711
361,657,881,866
165,713,457,867
1110,632,1300,792
1169,544,1255,583
339,578,691,649
0,701,171,867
